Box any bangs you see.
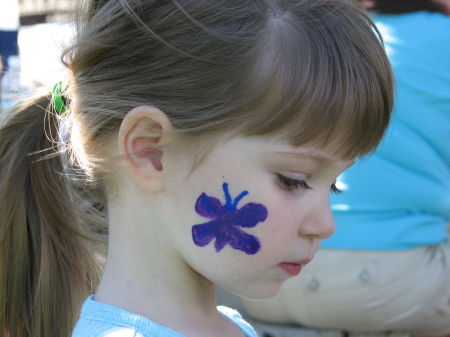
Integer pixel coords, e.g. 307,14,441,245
237,2,394,160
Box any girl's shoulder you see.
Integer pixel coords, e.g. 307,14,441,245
218,306,258,337
71,296,258,337
71,296,185,337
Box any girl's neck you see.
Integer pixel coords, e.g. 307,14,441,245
94,199,244,337
95,248,243,337
95,228,216,319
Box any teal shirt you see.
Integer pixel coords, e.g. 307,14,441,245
323,12,450,250
71,296,258,337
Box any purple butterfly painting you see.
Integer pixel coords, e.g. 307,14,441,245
192,182,268,255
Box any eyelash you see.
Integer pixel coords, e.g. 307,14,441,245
277,174,343,194
277,174,311,191
330,184,343,195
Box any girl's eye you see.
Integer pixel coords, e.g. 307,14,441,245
331,184,343,195
277,174,312,191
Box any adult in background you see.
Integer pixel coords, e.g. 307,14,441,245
243,1,450,336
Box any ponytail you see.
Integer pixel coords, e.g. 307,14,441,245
0,94,103,337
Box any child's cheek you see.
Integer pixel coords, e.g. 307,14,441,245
262,209,297,243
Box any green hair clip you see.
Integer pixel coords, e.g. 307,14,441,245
52,81,67,115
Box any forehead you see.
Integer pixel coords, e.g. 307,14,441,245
269,148,355,171
177,133,356,177
208,135,354,165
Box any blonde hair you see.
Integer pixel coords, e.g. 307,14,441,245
0,0,394,336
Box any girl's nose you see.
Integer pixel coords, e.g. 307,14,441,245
298,193,336,240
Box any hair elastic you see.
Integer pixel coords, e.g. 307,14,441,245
52,82,67,115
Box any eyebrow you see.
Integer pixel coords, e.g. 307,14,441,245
271,151,355,169
271,151,333,164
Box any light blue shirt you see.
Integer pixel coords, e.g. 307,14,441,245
72,296,258,337
323,11,450,250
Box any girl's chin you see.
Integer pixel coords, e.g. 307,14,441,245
223,280,285,301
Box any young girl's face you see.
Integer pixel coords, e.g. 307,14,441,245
160,135,353,300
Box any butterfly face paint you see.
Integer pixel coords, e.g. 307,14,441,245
192,183,268,255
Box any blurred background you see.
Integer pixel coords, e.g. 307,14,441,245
1,0,75,110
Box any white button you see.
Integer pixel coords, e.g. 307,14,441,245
359,270,372,283
306,278,320,291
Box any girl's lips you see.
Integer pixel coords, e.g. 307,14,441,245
278,262,303,276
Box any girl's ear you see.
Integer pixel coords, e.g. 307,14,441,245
118,105,174,191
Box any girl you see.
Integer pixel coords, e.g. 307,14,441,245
0,0,394,336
